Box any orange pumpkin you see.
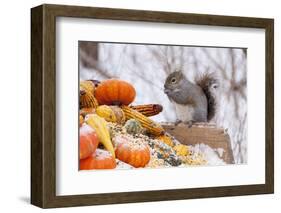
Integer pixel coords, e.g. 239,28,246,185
80,149,116,170
80,125,99,160
115,138,150,168
94,79,136,105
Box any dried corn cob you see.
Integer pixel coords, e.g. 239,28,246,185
79,115,84,126
80,81,98,109
80,80,96,94
80,91,99,109
130,104,163,117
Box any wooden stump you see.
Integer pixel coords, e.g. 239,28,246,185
162,122,234,164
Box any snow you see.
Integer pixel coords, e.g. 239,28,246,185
116,159,134,169
215,148,225,158
192,144,226,166
80,123,95,134
95,148,113,159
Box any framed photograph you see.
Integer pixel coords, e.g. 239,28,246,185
31,4,274,208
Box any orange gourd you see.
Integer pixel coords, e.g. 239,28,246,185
115,140,150,168
94,79,136,105
80,125,99,160
80,149,116,170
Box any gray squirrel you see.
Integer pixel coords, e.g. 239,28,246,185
164,71,218,126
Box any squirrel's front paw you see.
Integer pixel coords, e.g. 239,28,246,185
184,120,194,128
175,119,182,126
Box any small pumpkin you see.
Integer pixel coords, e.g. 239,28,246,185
115,135,150,168
80,124,99,160
94,79,136,105
80,149,116,170
96,105,125,124
124,119,143,135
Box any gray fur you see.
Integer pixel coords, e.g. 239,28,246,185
164,71,208,122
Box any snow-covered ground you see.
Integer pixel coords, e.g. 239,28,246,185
80,42,247,164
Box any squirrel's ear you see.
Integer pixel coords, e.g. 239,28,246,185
167,68,173,75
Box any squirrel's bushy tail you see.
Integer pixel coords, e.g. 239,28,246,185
195,73,218,121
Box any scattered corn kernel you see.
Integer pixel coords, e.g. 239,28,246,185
173,144,190,156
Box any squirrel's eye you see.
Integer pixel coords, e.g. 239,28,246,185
171,78,176,83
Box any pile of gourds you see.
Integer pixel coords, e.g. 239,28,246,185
79,79,166,170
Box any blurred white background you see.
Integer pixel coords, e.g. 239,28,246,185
0,0,279,212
